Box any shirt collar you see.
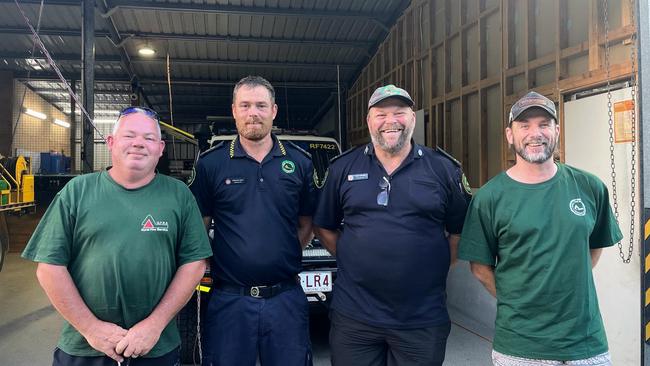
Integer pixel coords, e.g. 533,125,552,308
229,134,287,159
364,140,423,160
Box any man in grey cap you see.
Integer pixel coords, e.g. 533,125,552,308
313,84,471,366
459,91,620,366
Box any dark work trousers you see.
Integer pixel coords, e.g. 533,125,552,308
52,347,180,366
201,285,312,366
329,310,451,366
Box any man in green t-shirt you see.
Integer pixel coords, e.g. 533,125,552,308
22,107,212,366
458,92,621,366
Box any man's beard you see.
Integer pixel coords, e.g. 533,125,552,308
238,121,271,141
370,122,413,155
512,136,557,164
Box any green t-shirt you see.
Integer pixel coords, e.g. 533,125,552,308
22,171,212,357
458,163,622,360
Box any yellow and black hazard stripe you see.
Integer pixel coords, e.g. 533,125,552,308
643,208,650,344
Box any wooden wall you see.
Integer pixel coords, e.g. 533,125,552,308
346,0,636,187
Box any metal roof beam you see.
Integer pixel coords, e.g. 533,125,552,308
13,71,131,82
1,52,356,69
0,27,112,38
0,0,79,5
102,0,391,29
0,0,392,30
0,52,123,63
50,99,128,106
0,26,373,49
95,0,155,108
129,57,357,70
158,106,316,111
13,72,339,88
32,88,132,95
139,79,338,89
32,90,329,100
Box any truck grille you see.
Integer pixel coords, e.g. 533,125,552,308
302,248,333,259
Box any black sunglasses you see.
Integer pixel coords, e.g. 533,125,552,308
118,106,160,122
377,176,391,207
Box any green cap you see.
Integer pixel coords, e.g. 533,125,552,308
368,84,414,110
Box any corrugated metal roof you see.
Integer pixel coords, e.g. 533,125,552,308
0,0,409,127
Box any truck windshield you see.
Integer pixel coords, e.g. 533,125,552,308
289,141,340,188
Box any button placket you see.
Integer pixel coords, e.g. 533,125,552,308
257,164,266,191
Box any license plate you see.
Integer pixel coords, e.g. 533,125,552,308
299,271,332,293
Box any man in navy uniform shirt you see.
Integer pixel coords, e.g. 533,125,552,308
314,85,472,366
190,75,315,366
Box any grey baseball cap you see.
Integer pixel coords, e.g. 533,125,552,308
508,91,557,124
368,84,414,110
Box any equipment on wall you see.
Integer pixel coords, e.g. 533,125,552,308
0,155,36,213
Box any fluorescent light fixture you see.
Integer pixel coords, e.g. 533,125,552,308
25,58,42,70
93,119,117,124
53,119,70,128
138,46,156,56
96,110,120,115
62,110,120,116
24,108,46,120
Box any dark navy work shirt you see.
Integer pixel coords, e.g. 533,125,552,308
313,142,471,329
190,135,315,286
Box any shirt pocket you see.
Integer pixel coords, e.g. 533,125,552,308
408,178,446,216
275,175,303,207
217,178,249,213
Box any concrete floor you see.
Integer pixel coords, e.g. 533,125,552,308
0,253,492,365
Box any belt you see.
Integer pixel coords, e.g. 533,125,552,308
215,278,299,299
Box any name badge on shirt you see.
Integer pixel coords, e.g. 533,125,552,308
347,173,369,181
225,177,246,185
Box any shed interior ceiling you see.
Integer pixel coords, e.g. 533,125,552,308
0,0,410,130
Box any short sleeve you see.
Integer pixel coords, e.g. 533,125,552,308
21,189,74,265
444,166,472,234
189,157,214,218
313,162,343,231
177,187,213,266
589,180,623,249
458,192,498,266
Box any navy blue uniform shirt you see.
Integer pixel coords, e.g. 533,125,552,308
190,135,315,287
313,142,471,329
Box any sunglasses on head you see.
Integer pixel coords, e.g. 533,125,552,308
118,106,160,122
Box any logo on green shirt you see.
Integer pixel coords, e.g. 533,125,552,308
569,198,586,216
141,215,169,232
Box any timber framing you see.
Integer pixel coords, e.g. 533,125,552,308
346,0,637,187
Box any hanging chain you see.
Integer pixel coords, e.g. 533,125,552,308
602,0,636,263
619,0,638,263
195,288,202,365
626,0,638,264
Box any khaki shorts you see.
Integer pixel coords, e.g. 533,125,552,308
492,350,612,366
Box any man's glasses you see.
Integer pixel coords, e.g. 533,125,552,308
377,176,391,206
118,106,160,122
